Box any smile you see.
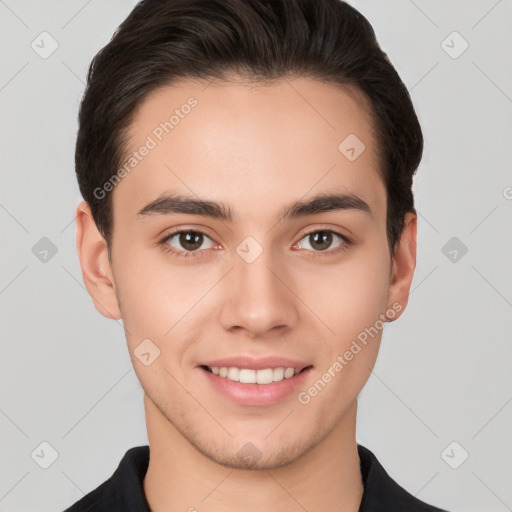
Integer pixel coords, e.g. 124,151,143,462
200,365,314,407
203,365,309,384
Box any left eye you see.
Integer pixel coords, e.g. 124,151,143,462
295,230,347,253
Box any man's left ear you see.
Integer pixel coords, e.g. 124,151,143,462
386,211,417,321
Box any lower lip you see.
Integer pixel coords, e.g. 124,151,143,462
199,366,313,407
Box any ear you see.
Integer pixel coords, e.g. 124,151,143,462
75,200,122,320
386,211,417,321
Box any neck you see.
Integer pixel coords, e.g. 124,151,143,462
142,393,363,512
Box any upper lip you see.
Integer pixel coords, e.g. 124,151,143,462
199,356,312,371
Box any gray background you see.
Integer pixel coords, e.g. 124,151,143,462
1,1,511,511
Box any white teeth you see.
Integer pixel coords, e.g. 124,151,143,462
239,369,256,383
206,366,302,384
256,368,274,384
284,367,295,379
273,367,284,381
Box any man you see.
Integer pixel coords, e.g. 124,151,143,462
65,0,450,510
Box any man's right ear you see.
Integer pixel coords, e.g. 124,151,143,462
75,200,122,320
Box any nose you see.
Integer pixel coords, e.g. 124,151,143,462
218,249,299,338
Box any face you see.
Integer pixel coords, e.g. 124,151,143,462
76,76,416,471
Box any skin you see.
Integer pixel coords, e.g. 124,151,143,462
75,76,417,512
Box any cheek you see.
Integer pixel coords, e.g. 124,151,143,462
112,243,215,358
112,245,178,342
317,249,391,337
306,262,389,411
337,253,390,378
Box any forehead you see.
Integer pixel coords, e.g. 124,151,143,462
112,77,385,224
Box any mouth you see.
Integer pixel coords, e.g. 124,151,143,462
200,364,313,384
199,363,314,406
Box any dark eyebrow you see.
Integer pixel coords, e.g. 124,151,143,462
137,190,372,223
277,192,372,221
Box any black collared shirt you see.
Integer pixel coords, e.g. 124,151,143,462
63,444,450,511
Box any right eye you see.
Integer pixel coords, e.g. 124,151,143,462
159,229,218,259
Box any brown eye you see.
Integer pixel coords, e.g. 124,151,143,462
309,231,334,251
177,231,204,251
161,229,216,258
297,230,346,253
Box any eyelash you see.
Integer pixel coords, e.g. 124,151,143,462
158,227,352,260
